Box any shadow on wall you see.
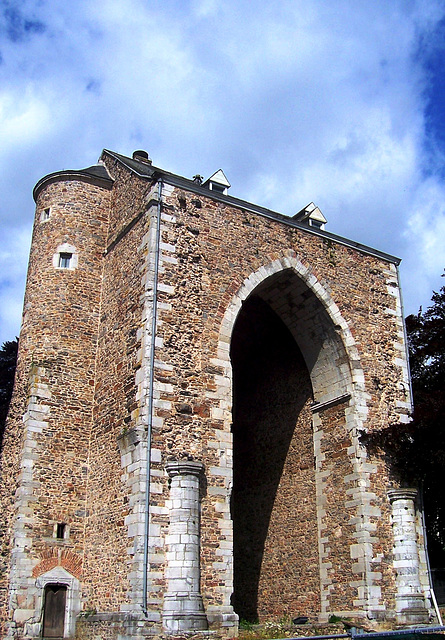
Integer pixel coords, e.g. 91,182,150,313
230,295,316,621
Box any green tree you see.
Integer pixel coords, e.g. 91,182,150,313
362,273,445,568
0,338,18,451
405,275,445,567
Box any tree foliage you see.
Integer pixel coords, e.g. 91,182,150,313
0,338,18,450
405,275,445,566
361,273,445,566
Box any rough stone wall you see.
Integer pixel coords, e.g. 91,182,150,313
157,188,409,431
315,403,358,613
0,323,28,633
0,177,110,637
80,160,152,613
364,450,395,615
0,151,421,638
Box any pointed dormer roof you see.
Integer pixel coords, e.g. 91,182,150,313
203,169,231,195
293,202,327,230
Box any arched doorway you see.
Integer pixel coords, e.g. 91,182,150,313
229,266,355,622
42,584,67,638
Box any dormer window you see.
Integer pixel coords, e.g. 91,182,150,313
211,183,225,194
203,169,231,196
293,202,327,230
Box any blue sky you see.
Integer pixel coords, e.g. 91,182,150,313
1,0,445,344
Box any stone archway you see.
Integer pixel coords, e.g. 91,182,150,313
210,256,381,622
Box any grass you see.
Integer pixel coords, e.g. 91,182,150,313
237,617,346,640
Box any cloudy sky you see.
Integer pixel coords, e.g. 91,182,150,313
1,0,445,344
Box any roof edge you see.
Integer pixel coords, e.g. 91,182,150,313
102,149,401,266
33,166,114,202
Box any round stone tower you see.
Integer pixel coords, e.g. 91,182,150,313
1,164,112,639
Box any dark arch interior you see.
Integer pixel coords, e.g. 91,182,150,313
230,295,319,621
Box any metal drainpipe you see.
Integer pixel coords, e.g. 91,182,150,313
396,264,414,408
142,178,163,615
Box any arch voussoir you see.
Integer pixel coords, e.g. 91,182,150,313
208,255,384,623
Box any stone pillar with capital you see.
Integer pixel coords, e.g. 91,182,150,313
162,460,208,632
388,488,429,624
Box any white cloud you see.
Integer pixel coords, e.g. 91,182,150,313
0,224,32,344
1,0,445,342
0,89,53,148
401,178,445,311
191,0,220,18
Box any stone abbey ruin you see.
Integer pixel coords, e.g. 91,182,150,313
0,149,435,638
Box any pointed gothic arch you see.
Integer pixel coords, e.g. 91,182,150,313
215,255,368,432
210,256,380,621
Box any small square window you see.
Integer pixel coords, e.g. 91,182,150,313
40,208,50,222
58,252,72,269
56,523,66,539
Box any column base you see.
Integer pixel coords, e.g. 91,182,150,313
396,594,429,624
162,592,208,632
206,605,239,630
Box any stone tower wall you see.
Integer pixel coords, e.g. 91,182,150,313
81,160,154,613
0,176,110,638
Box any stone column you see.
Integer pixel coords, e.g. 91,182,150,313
162,460,208,632
388,488,428,624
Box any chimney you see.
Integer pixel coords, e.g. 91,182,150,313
132,150,152,164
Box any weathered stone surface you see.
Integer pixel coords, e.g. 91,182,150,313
0,149,432,639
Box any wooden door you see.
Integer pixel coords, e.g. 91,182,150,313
43,584,67,638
